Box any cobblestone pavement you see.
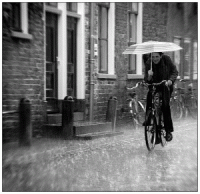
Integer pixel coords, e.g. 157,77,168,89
2,118,197,191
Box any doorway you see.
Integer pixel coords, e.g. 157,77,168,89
67,16,77,98
46,12,59,113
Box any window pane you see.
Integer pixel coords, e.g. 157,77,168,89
193,42,197,80
46,2,57,7
71,3,77,12
129,14,137,42
12,3,21,31
101,7,108,39
67,3,77,12
174,37,181,73
98,5,108,73
129,55,136,73
100,40,108,72
132,3,138,12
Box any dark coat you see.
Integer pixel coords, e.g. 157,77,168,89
144,54,178,84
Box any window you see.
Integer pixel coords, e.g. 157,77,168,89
12,3,21,31
128,3,138,74
174,37,182,77
46,2,57,7
193,41,197,80
67,3,77,12
11,3,32,39
183,38,191,79
98,3,109,73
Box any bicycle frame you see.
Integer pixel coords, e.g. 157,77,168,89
143,80,167,150
146,82,165,127
126,82,146,128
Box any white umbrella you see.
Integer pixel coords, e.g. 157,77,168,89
123,41,183,70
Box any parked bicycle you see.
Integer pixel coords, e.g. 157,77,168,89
170,79,197,120
170,82,183,120
143,80,168,151
126,82,146,130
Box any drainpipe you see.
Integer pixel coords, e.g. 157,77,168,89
89,3,94,122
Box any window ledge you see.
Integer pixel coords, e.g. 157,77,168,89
97,74,117,79
127,74,144,79
67,12,81,18
11,31,33,40
45,5,62,14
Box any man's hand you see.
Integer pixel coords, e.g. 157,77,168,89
147,70,153,81
148,70,153,76
165,80,172,86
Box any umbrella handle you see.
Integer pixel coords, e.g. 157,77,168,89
150,53,152,70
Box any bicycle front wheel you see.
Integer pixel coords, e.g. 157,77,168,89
160,114,167,147
137,101,146,125
144,110,156,151
188,97,197,119
170,99,183,120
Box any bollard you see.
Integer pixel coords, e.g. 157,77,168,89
62,96,74,138
19,98,32,146
106,96,117,131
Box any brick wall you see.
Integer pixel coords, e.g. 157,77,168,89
84,2,170,123
2,3,45,142
143,3,168,42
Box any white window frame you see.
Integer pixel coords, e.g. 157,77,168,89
11,3,32,39
127,2,143,79
55,3,85,99
97,3,116,79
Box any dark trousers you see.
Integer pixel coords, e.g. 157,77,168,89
146,85,174,133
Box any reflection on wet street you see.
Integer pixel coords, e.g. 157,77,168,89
3,118,197,191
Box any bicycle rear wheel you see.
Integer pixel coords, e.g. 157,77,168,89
160,114,167,147
128,99,138,129
170,99,183,120
188,97,197,119
144,110,156,151
137,101,146,125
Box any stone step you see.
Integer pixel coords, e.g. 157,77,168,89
74,131,124,140
43,121,116,138
73,121,112,136
47,112,84,124
47,113,62,124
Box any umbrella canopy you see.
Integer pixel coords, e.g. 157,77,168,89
123,41,183,55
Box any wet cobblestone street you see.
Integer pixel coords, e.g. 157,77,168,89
2,118,197,191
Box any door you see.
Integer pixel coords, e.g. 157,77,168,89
67,16,77,98
46,12,59,112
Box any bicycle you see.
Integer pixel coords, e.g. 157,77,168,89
184,81,197,119
170,82,183,120
171,79,197,120
143,80,168,151
126,82,146,129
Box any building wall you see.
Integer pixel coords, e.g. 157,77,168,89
2,2,197,141
143,3,168,42
2,3,45,142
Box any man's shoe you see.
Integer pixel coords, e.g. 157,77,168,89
166,132,173,142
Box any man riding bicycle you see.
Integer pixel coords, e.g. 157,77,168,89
143,52,178,142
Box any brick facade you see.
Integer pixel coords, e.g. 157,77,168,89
2,2,197,142
2,3,45,142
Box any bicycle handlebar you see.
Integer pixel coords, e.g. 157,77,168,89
143,80,167,87
127,80,170,90
126,81,143,90
179,79,186,82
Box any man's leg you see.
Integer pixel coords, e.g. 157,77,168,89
162,86,173,141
